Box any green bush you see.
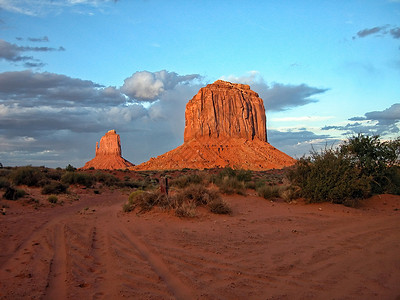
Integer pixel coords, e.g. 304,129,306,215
210,167,251,195
0,177,10,189
236,169,253,182
61,172,94,187
10,166,44,187
44,169,63,181
217,176,245,195
65,164,76,172
340,134,400,194
48,195,58,204
94,172,120,186
288,147,371,205
41,181,68,194
3,187,26,200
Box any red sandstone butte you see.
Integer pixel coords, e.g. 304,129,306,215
134,80,296,170
82,130,134,170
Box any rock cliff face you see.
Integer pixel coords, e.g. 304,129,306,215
133,80,296,171
82,130,134,170
184,80,267,142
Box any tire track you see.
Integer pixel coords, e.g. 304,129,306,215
43,223,68,300
113,220,195,300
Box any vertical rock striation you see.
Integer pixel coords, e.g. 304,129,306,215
133,80,296,171
184,80,267,142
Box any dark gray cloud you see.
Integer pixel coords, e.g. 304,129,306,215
354,25,400,40
121,70,201,102
0,69,204,167
390,27,400,39
0,70,126,107
28,36,49,42
222,72,328,111
268,129,336,158
16,36,50,42
350,103,400,126
260,83,328,111
0,39,65,68
322,103,400,136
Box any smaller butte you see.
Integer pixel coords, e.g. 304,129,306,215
82,130,134,170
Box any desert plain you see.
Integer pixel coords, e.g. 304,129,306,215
0,169,399,300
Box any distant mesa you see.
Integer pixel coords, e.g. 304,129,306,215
133,80,296,171
82,130,134,170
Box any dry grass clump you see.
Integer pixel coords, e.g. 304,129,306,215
123,184,231,217
211,168,252,195
123,190,169,213
257,185,281,199
47,195,58,204
175,201,197,218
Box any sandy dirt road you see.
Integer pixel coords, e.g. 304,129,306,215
1,189,399,299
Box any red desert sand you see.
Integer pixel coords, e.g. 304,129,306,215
1,187,399,299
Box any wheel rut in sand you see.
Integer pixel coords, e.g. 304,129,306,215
112,218,195,300
43,223,68,300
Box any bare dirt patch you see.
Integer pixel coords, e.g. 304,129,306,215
1,188,399,299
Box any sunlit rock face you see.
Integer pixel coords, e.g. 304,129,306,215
184,80,267,143
82,130,134,170
133,80,296,171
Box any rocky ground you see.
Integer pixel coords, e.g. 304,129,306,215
1,184,399,299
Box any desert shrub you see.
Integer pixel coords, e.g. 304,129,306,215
65,164,76,172
94,172,120,186
61,172,94,187
124,190,168,213
211,167,250,195
170,173,204,188
41,181,68,195
48,195,58,204
44,169,63,181
217,176,246,195
0,177,10,189
385,166,400,195
207,198,232,214
340,134,400,194
244,181,256,189
280,185,301,202
175,201,197,218
257,185,281,199
236,169,253,182
179,184,218,205
123,179,149,189
288,147,371,204
3,187,26,200
10,166,44,187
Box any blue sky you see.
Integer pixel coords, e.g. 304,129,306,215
0,0,399,168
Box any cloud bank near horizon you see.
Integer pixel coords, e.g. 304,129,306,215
0,68,398,167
